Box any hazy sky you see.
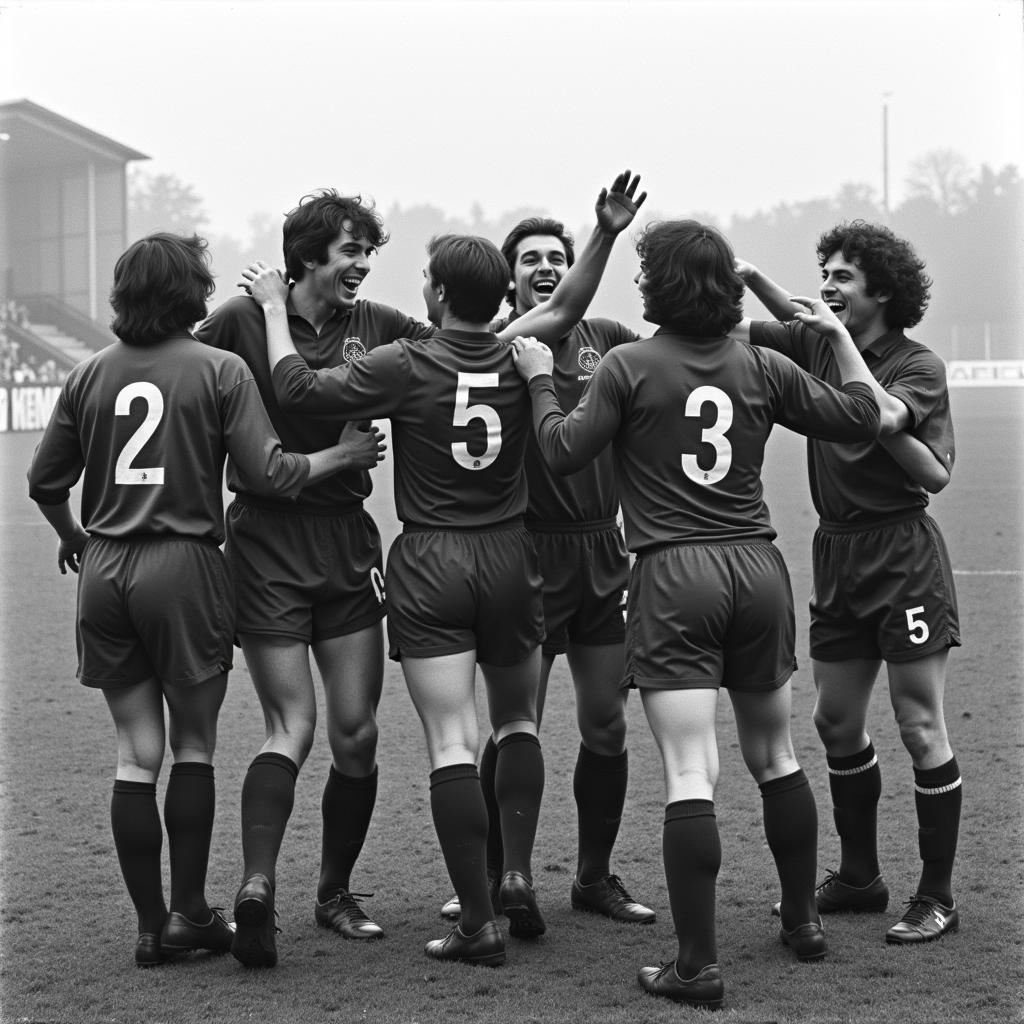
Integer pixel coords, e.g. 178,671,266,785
2,0,1021,241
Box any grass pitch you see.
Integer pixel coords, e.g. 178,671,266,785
1,387,1021,1023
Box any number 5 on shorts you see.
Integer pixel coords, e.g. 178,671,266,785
905,605,930,645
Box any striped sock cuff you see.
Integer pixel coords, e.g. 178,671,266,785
913,756,961,796
827,743,878,777
914,776,962,796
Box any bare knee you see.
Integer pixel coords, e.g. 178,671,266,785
895,713,946,765
579,708,626,756
329,716,379,770
813,702,864,753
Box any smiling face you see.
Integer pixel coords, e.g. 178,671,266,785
819,251,890,340
303,221,376,311
510,234,569,314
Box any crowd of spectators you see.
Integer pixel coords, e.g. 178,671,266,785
1,300,70,385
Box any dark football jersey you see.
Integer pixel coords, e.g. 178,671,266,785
272,329,530,528
195,294,432,511
526,330,881,552
27,334,310,542
494,313,637,523
751,320,955,523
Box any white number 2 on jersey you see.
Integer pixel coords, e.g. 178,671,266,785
682,385,733,486
114,382,165,485
451,372,501,471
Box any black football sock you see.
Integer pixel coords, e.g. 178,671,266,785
479,736,503,875
429,763,492,934
827,742,882,884
317,764,378,900
663,799,720,978
913,757,962,906
761,769,819,927
574,743,628,885
240,752,299,890
111,780,167,935
494,732,544,880
163,761,215,921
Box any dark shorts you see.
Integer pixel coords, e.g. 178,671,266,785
385,524,544,666
810,511,961,663
624,540,796,693
76,536,234,690
529,520,628,656
225,498,386,643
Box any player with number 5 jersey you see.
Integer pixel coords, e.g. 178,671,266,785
513,220,890,1010
26,233,367,970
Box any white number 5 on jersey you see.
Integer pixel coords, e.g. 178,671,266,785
451,372,501,471
115,382,165,485
682,385,733,486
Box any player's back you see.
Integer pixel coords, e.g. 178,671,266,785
34,335,272,541
388,330,530,529
569,332,879,552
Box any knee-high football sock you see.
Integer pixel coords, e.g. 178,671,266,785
318,765,378,899
240,752,299,889
494,732,544,879
429,763,492,934
827,742,882,884
163,762,215,920
574,743,628,884
479,736,503,875
663,799,720,977
761,769,819,926
913,756,962,906
111,779,167,935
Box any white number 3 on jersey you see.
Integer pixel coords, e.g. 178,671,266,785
682,385,733,486
115,382,165,485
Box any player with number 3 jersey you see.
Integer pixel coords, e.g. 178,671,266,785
513,220,888,1009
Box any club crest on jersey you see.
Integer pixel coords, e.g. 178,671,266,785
577,347,601,374
342,338,367,362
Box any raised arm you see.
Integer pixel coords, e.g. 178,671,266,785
729,259,804,344
495,170,647,345
788,296,909,435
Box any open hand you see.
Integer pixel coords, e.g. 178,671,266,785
511,336,554,381
239,261,289,309
595,170,647,236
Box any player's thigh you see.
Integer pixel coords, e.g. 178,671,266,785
640,687,719,802
885,649,952,767
163,671,229,763
566,642,627,753
401,651,479,769
314,621,385,733
729,681,799,784
811,657,882,754
103,676,167,781
480,647,543,739
240,634,317,738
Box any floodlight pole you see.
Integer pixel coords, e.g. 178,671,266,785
882,92,892,216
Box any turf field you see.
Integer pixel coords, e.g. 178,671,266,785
1,386,1021,1024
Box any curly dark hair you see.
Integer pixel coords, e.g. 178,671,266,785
282,189,389,282
110,233,214,346
635,220,744,337
500,217,575,309
816,220,931,328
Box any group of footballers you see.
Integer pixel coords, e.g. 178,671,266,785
27,165,962,1011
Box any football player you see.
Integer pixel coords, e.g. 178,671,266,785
735,221,962,946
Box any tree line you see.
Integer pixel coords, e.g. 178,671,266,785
128,151,1022,361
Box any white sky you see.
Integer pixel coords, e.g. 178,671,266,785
1,0,1021,241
